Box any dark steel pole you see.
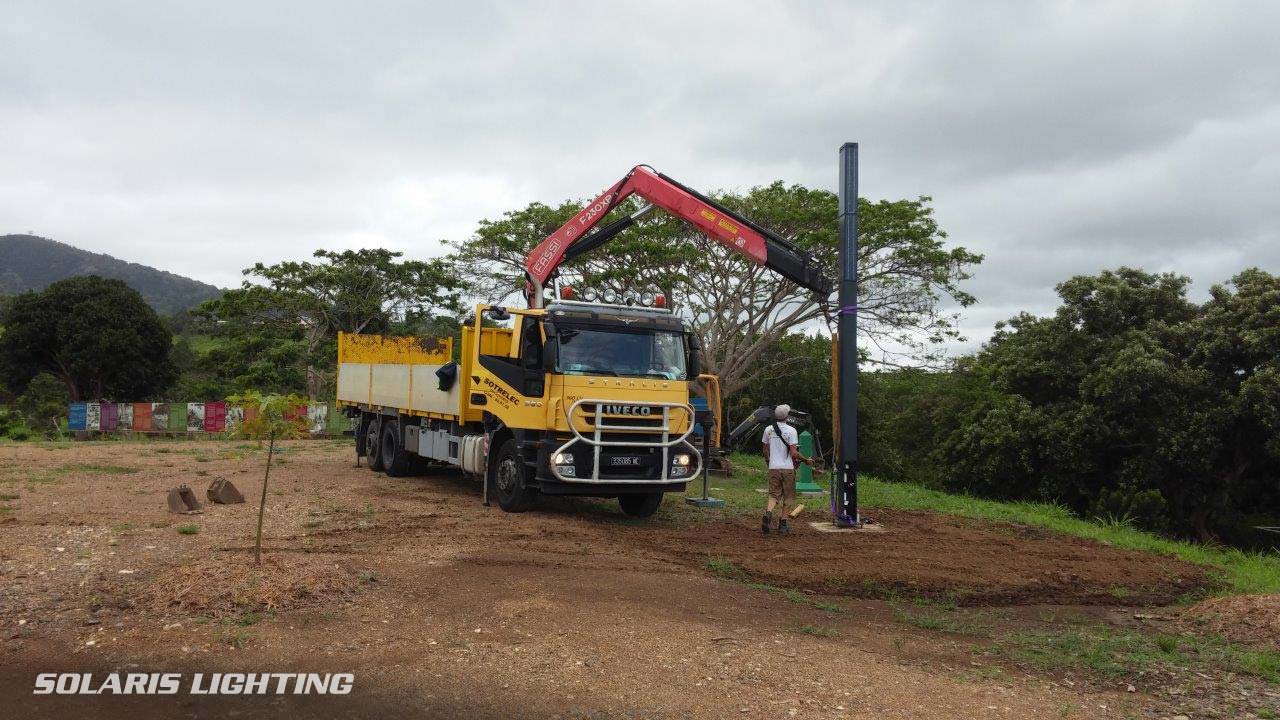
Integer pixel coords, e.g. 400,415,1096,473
836,143,861,527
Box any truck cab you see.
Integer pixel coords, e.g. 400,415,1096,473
469,297,702,515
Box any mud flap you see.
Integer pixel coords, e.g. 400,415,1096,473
206,478,245,504
166,484,203,514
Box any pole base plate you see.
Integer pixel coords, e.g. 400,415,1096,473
685,497,727,508
809,521,886,534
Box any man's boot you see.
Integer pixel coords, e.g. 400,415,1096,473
778,518,791,536
761,511,772,535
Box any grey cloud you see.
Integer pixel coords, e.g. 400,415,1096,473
1,1,1277,351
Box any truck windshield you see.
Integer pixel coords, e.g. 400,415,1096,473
556,329,688,380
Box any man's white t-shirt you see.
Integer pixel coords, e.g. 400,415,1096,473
762,422,799,470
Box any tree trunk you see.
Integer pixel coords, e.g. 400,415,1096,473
254,430,275,565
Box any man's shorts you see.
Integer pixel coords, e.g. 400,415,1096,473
767,468,797,507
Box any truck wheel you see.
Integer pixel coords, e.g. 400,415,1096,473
365,416,385,471
619,492,663,518
381,420,412,477
492,439,535,513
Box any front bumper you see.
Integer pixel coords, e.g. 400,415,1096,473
546,398,703,484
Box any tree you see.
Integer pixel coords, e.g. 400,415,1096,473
447,183,981,397
228,391,309,565
0,276,176,400
15,373,70,436
201,249,462,397
941,267,1280,542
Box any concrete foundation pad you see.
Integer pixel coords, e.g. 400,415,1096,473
808,521,886,534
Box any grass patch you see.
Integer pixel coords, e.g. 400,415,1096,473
705,556,742,578
0,493,19,501
177,524,200,535
718,453,1280,596
222,630,253,649
893,605,989,635
1007,625,1280,683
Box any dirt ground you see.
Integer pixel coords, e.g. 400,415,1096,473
0,440,1253,718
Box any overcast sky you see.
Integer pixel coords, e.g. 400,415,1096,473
3,1,1277,354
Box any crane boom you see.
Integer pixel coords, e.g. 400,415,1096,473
523,166,832,305
521,152,862,530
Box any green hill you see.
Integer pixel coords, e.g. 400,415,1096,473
0,234,222,314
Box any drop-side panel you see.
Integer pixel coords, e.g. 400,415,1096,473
369,364,410,410
336,362,372,406
409,366,462,417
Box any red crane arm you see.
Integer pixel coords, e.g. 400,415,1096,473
525,166,770,285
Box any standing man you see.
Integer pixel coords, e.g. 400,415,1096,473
762,404,815,535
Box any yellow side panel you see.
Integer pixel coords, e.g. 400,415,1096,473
459,326,514,423
462,326,512,357
338,331,452,365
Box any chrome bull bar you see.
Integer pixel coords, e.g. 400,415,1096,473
549,398,702,484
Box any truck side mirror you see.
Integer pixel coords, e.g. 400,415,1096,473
543,337,558,370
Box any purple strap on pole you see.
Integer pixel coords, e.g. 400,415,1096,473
838,305,858,315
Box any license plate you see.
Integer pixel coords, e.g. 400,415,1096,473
609,456,643,466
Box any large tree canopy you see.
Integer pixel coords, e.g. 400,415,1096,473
447,182,981,396
942,267,1280,541
0,276,176,400
200,249,461,397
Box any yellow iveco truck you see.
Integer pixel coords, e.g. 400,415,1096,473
339,163,835,518
336,295,705,517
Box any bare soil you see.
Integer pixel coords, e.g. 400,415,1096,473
0,440,1237,718
1182,594,1280,648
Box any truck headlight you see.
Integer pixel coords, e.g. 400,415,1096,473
553,452,574,465
673,453,691,466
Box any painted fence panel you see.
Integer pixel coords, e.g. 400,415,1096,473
68,403,87,431
86,403,101,431
205,402,227,432
118,403,134,430
152,403,170,431
308,404,328,434
186,403,205,432
100,403,119,431
133,403,153,431
167,403,187,432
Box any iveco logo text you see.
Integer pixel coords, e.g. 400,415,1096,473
603,405,652,416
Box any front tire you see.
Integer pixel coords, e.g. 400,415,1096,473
491,439,535,513
619,492,663,518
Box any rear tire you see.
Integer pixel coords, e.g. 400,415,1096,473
365,415,385,472
381,420,412,477
491,439,535,513
619,492,663,518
